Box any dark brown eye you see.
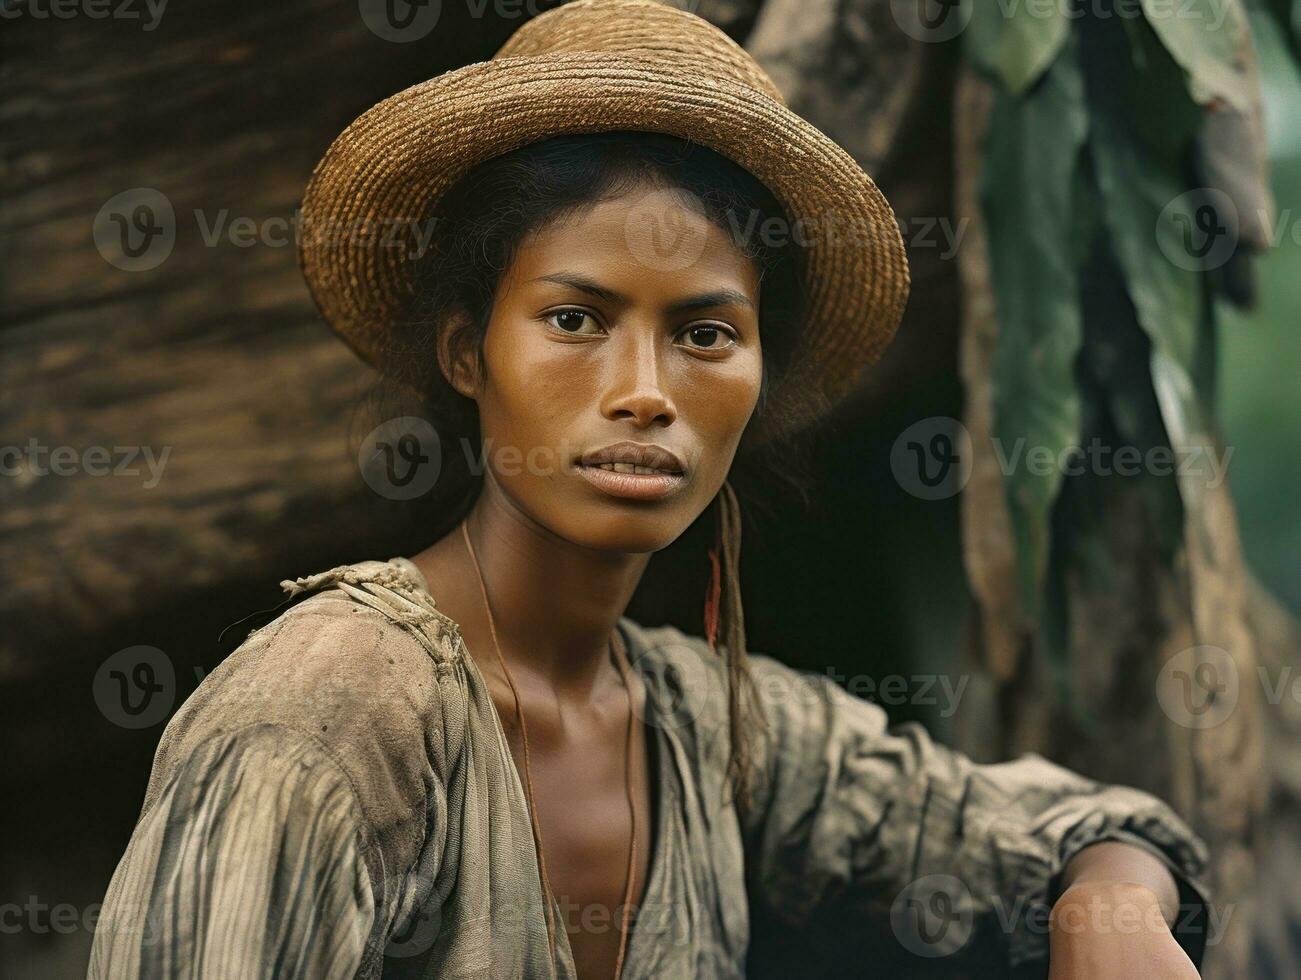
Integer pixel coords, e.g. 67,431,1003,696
681,324,736,351
545,310,600,334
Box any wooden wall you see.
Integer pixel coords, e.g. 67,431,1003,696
1,3,965,975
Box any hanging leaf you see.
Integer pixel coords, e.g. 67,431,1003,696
981,30,1089,622
1263,0,1301,57
964,0,1071,93
1140,0,1255,111
1082,13,1219,517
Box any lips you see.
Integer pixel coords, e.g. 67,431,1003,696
575,441,688,500
577,442,686,474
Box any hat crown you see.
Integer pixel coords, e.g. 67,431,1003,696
493,0,785,105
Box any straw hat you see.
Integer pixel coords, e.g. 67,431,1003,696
298,0,910,445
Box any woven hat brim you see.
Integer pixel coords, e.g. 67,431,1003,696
298,52,910,444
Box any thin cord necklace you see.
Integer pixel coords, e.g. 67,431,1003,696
460,520,640,980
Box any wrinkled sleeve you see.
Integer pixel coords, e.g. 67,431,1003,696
737,652,1213,972
87,589,457,980
88,725,378,979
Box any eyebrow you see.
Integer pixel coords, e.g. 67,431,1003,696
533,272,756,313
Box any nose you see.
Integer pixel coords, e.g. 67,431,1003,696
600,327,677,429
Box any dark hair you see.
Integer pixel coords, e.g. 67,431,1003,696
368,130,819,814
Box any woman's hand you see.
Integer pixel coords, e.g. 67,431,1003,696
1047,841,1199,979
1047,881,1199,979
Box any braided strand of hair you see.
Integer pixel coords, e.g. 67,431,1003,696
706,479,768,820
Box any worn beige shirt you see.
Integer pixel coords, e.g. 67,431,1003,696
88,557,1211,978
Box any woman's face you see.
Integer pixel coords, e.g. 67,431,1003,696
446,182,764,554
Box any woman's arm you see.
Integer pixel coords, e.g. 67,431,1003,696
1047,842,1199,979
89,587,456,979
729,648,1212,975
89,725,379,979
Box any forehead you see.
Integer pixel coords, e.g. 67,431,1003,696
507,185,762,299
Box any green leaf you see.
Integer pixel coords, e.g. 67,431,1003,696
1075,214,1186,563
965,0,1071,93
1084,12,1220,517
1255,0,1301,63
1140,0,1255,111
982,29,1090,622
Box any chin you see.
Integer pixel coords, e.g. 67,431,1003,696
557,507,689,555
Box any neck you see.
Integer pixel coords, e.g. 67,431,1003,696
411,475,651,703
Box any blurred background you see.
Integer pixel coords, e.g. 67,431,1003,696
2,0,1297,977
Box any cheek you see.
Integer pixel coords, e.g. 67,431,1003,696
478,325,578,441
680,354,763,445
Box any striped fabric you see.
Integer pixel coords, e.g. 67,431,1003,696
90,726,373,979
87,558,1214,978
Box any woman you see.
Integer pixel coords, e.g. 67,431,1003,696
89,1,1212,978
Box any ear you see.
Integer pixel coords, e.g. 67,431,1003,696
436,313,481,399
